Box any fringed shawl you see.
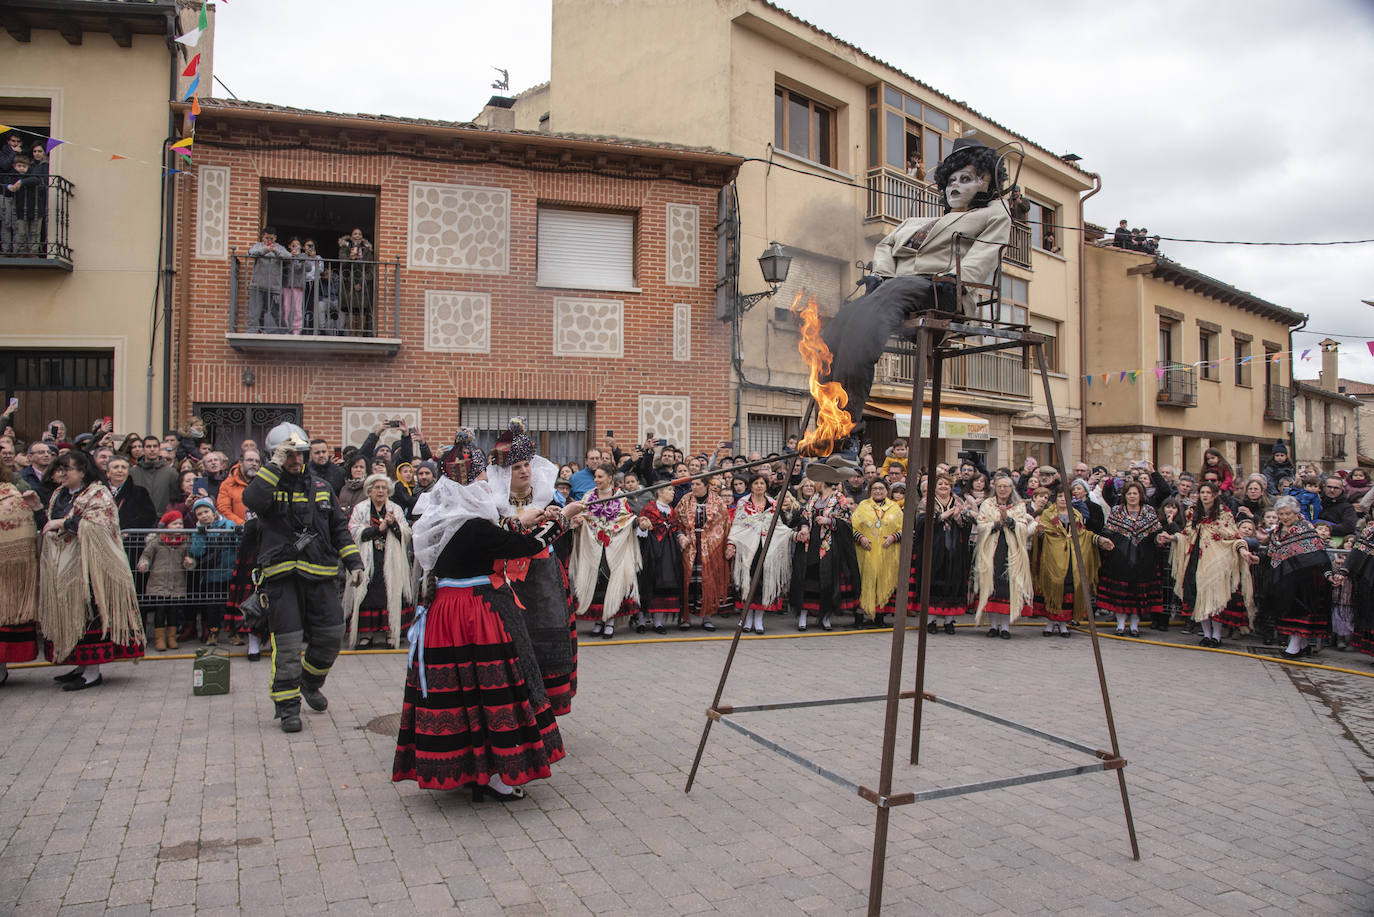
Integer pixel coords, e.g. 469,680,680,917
1171,509,1254,622
973,496,1034,624
0,483,38,625
728,496,794,608
343,498,412,647
569,492,640,621
1103,503,1161,544
675,492,731,614
38,483,143,661
1034,507,1100,617
851,497,904,615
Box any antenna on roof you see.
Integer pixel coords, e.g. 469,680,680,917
491,68,510,92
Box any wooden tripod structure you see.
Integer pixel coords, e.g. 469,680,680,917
684,315,1140,915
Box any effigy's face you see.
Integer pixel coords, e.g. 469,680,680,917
944,166,989,211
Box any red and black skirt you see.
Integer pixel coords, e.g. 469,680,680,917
1212,590,1251,630
1274,566,1331,640
1096,574,1162,618
392,584,565,791
46,618,145,666
0,623,38,663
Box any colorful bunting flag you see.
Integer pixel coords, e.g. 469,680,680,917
174,148,192,160
108,153,127,160
1129,370,1139,383
1367,342,1374,358
44,138,64,153
1155,367,1165,379
0,123,10,133
170,138,194,149
198,1,208,31
1085,374,1092,386
174,27,202,49
190,96,201,119
183,76,200,101
182,53,200,78
1301,349,1311,360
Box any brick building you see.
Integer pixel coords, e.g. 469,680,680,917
169,99,740,463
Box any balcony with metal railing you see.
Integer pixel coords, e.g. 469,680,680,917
876,340,1030,400
864,168,943,224
0,175,73,270
1156,362,1197,407
1006,222,1032,269
1264,384,1293,422
226,252,402,354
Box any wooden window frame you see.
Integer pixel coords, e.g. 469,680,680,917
775,86,836,168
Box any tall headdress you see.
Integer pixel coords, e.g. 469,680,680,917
489,416,536,468
443,428,486,485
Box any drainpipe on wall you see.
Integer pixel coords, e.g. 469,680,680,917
1289,314,1307,462
159,6,180,434
1076,173,1102,464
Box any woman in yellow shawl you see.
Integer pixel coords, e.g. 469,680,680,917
1033,490,1100,637
1162,480,1256,648
852,479,904,626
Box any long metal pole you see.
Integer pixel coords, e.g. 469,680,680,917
684,402,816,794
909,336,944,765
588,451,800,508
867,329,930,916
1032,342,1140,861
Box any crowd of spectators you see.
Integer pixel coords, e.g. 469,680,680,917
1111,218,1161,256
4,401,1373,664
245,226,377,336
1,132,52,256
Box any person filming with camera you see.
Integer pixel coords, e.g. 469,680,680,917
243,422,364,733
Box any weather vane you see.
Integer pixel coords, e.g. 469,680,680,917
491,67,510,92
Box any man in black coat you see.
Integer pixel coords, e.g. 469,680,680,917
1318,475,1358,538
308,438,345,495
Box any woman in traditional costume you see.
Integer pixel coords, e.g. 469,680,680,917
569,463,640,639
852,479,902,628
637,484,684,634
1033,490,1100,637
394,431,583,800
973,474,1035,639
1163,480,1256,648
344,473,413,649
675,477,733,631
789,464,859,632
39,450,144,690
910,473,974,635
728,474,793,634
488,418,578,715
1093,481,1162,638
1265,495,1332,659
0,481,42,684
1342,520,1374,659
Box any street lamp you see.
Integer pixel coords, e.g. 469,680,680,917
739,241,792,312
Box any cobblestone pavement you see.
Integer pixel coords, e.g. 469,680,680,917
2,619,1372,916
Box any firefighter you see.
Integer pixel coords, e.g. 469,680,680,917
243,422,363,733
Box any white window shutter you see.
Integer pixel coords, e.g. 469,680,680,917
537,208,636,291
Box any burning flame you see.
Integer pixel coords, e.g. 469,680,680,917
793,291,855,457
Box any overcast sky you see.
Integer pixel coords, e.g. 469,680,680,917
213,0,1374,380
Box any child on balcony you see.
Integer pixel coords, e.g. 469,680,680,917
283,238,308,335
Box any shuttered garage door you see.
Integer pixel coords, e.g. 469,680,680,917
536,208,636,291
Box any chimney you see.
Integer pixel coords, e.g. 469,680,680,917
1319,338,1339,392
474,95,516,131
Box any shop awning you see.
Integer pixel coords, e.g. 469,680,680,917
864,399,990,440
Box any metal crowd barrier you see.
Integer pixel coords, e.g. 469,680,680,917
121,527,244,608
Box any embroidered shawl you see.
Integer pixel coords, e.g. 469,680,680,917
343,498,412,647
0,482,38,625
973,496,1035,623
1103,503,1161,544
38,483,143,660
675,491,731,613
728,495,794,608
569,491,640,620
1170,509,1254,622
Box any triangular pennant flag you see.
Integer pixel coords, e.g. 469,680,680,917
174,27,202,49
198,1,208,31
1301,349,1311,361
164,169,186,176
44,138,64,153
1119,371,1127,382
1102,373,1109,385
1129,371,1139,383
1085,374,1092,386
182,53,200,78
191,96,201,117
1367,342,1374,358
108,153,128,160
170,138,194,149
1240,355,1252,364
0,124,10,133
1155,367,1165,379
174,147,193,159
182,75,200,102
